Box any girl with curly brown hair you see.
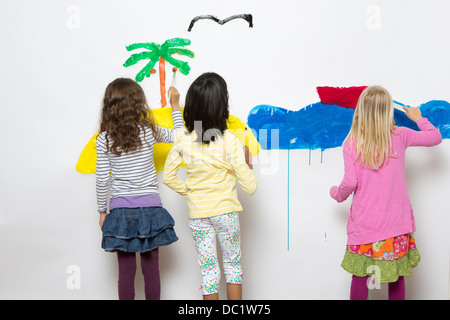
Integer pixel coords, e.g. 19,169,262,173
96,78,182,299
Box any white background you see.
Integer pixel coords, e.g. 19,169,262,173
0,0,449,299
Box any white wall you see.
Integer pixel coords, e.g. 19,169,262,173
0,0,449,299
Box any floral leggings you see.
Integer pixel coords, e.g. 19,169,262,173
189,212,243,295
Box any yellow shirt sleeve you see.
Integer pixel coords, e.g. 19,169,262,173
162,131,188,196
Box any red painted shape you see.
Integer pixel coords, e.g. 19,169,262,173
316,86,368,109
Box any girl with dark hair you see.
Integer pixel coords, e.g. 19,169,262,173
163,72,257,300
182,72,229,144
97,78,182,300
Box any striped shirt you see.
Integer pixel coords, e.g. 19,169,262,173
96,109,183,213
162,128,257,218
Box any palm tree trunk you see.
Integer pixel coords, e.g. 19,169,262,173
159,57,167,107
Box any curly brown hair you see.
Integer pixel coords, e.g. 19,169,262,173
99,78,160,155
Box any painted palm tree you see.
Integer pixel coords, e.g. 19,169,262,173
123,38,195,107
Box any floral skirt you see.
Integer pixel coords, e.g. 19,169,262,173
341,233,420,283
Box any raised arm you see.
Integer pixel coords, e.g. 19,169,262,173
156,87,184,143
402,106,442,147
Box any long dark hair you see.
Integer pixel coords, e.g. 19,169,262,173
183,72,229,144
99,78,160,155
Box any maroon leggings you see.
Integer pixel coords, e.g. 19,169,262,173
350,275,405,300
117,249,160,300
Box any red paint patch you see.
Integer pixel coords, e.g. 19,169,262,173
317,86,368,109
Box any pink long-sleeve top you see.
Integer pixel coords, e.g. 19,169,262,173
330,118,442,245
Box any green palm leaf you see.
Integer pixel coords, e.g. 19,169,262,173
126,42,160,52
135,59,158,82
162,38,191,49
167,48,195,59
123,51,158,68
161,53,191,75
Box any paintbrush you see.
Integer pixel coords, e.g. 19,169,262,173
243,127,247,145
168,67,178,104
393,100,409,112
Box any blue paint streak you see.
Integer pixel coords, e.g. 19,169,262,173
287,148,290,251
247,100,450,150
248,102,353,150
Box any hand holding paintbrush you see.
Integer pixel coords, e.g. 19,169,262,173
242,128,253,169
168,67,178,104
402,105,423,122
394,101,422,122
167,67,180,110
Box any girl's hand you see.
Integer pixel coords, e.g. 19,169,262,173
402,105,422,122
168,87,180,110
99,212,107,229
244,145,253,170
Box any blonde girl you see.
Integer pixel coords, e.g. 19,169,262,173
330,85,442,300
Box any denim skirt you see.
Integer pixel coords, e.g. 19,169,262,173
101,207,178,253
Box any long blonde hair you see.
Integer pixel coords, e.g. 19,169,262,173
346,85,397,170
